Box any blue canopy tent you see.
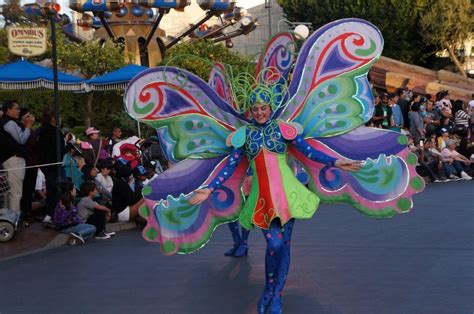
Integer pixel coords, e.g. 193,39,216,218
85,64,148,137
86,64,148,91
0,60,84,91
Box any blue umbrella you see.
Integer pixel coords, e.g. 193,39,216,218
0,60,84,91
86,64,148,91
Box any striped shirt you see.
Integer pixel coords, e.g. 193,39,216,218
454,110,470,127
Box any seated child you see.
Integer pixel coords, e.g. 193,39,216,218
53,181,96,245
78,181,114,240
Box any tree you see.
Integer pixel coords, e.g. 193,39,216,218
162,40,255,81
58,39,126,127
1,0,25,26
0,28,14,64
420,0,473,77
276,0,435,66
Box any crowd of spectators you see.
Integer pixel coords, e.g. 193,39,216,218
0,100,166,246
367,89,474,182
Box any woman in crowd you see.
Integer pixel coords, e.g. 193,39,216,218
0,100,34,214
440,139,472,181
96,159,114,195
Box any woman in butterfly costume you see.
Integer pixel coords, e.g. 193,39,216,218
124,19,424,314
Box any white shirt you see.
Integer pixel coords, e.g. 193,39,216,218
96,173,114,192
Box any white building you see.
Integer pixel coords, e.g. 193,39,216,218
230,0,287,57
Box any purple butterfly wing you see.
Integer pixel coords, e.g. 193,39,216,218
140,155,249,255
289,127,424,218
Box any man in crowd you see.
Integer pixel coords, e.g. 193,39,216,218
423,100,441,137
372,93,392,129
38,107,65,222
107,127,122,155
396,88,411,129
388,93,403,131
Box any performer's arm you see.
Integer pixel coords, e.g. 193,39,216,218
189,148,245,205
292,135,336,167
207,148,245,192
292,135,361,171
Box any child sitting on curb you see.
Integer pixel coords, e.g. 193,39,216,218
78,181,115,240
53,181,96,246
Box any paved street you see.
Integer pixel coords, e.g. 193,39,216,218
1,181,473,314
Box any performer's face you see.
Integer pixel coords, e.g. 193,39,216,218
251,103,271,124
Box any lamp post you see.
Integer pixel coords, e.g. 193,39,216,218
264,0,271,38
43,2,63,184
277,18,290,33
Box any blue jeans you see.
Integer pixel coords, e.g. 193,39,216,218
443,161,469,176
61,223,96,240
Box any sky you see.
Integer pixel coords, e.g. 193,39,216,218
236,0,265,8
0,0,266,15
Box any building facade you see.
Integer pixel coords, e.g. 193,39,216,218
230,0,287,57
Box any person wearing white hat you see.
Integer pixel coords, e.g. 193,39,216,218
81,127,102,166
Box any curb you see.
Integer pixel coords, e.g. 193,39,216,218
0,222,137,262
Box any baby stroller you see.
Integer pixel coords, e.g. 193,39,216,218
0,169,20,242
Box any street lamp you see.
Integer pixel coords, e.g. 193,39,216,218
293,24,309,40
277,18,311,39
277,18,290,33
43,2,64,183
264,0,271,37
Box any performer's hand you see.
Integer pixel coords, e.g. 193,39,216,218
335,160,362,172
189,188,211,205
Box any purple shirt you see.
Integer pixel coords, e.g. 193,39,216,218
53,203,82,227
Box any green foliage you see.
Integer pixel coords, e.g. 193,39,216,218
420,0,473,76
58,39,125,78
276,0,440,66
0,28,14,64
0,90,85,127
421,0,473,46
1,0,24,26
162,40,255,80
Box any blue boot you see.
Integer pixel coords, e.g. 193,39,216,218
233,243,248,257
269,295,282,314
224,245,239,256
233,226,250,257
225,222,241,256
257,291,274,314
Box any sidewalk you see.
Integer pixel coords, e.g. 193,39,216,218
0,221,136,262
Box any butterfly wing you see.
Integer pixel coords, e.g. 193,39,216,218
289,128,424,217
277,19,383,138
125,66,249,161
208,62,234,108
125,66,251,254
256,32,295,84
139,155,249,255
